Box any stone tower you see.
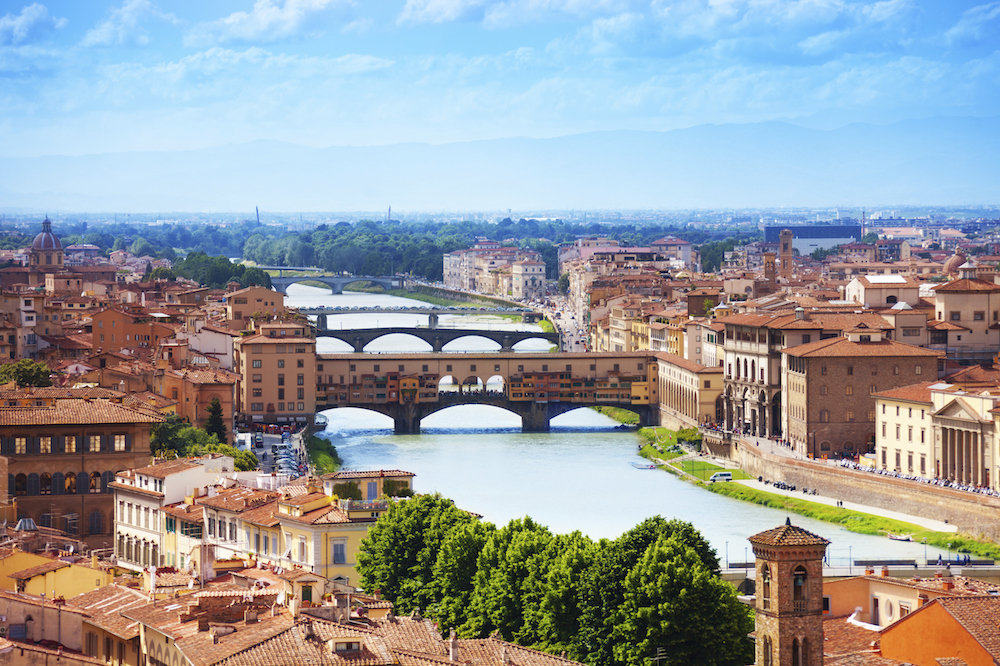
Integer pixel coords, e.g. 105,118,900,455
778,229,794,280
763,252,776,291
749,519,829,666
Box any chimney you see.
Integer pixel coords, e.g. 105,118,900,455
880,566,889,578
449,629,458,662
917,593,929,608
300,621,314,640
373,589,381,601
794,307,807,321
935,571,943,578
244,609,258,624
943,579,954,591
502,646,510,666
865,567,874,576
198,617,210,632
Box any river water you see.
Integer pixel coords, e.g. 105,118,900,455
286,284,948,567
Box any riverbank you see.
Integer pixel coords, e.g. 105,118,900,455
638,427,1000,558
306,433,342,474
590,406,639,424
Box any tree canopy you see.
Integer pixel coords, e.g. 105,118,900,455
151,415,256,471
0,359,53,387
357,502,750,665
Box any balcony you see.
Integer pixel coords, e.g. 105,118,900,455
339,499,389,512
793,600,807,612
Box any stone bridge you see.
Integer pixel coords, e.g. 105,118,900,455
270,274,404,295
314,351,658,434
316,327,560,352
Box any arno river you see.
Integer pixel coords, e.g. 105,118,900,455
287,284,948,567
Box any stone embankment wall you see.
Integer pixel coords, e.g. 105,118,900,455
710,435,1000,541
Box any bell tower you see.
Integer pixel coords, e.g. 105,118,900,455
750,519,829,666
779,229,794,280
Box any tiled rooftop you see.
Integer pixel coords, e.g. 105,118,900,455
749,521,830,547
66,584,148,639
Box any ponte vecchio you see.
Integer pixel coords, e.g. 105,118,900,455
315,351,660,434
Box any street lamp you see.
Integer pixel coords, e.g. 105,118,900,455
849,546,852,575
923,538,928,566
726,541,729,570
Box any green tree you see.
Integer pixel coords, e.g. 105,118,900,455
357,494,476,614
611,534,753,666
204,397,228,445
149,267,176,281
383,478,414,497
0,359,53,387
333,482,362,499
186,440,258,471
463,517,554,640
557,273,569,295
861,231,879,244
575,517,718,666
432,519,495,633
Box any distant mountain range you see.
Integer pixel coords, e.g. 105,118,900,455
2,117,997,213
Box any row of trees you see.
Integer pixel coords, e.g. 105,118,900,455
150,402,258,471
356,495,753,666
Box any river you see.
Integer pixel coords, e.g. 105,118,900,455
286,284,948,567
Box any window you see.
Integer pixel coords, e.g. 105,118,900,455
14,437,25,454
846,410,855,422
253,388,262,397
253,374,262,383
802,334,811,343
896,424,901,439
915,365,922,375
278,374,285,386
332,540,346,564
208,517,216,537
90,435,101,452
299,359,306,368
870,385,877,394
847,366,854,375
893,365,899,375
229,521,237,541
908,426,913,442
298,535,307,562
974,311,985,321
278,359,285,368
40,436,51,453
882,422,886,437
114,434,126,451
845,386,853,396
819,409,829,423
820,365,827,375
820,386,827,396
867,410,875,422
65,436,76,453
252,360,262,368
950,311,961,321
297,374,304,385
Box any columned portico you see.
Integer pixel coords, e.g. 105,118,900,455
938,425,988,487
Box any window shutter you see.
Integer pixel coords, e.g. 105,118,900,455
125,434,132,452
101,435,109,453
52,473,64,496
6,474,12,498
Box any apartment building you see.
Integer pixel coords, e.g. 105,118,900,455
91,307,175,354
224,285,286,330
234,320,317,427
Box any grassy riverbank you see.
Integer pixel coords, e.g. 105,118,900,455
706,481,1000,559
591,405,640,424
306,434,342,474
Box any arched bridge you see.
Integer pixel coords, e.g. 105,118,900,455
270,274,405,295
316,327,560,352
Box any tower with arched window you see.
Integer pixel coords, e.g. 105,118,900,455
750,519,829,666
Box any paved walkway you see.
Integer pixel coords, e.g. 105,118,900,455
732,479,957,533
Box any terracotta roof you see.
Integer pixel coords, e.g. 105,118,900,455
928,320,969,332
872,382,937,404
855,574,1000,597
199,487,279,513
240,501,280,528
280,504,368,526
108,481,165,498
822,615,882,661
782,337,943,359
0,399,166,426
934,596,1000,658
9,559,70,579
325,470,414,481
933,279,1000,293
213,619,394,666
281,492,327,507
131,459,202,479
66,584,148,639
748,520,830,547
653,352,723,374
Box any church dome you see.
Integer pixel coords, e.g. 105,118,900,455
32,217,62,251
942,250,967,276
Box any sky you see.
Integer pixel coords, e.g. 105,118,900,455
1,0,998,158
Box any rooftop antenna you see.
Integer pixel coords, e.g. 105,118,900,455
256,206,260,225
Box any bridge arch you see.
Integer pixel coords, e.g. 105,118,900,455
420,403,523,429
440,335,502,352
360,332,433,353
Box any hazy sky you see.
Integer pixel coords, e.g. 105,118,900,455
2,0,998,157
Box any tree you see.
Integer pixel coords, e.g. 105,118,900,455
149,267,176,281
575,517,718,666
357,494,476,614
0,359,53,387
557,273,569,295
383,478,414,497
611,534,753,666
432,519,495,633
861,231,879,244
150,414,256,471
186,440,258,471
204,397,228,445
333,482,362,499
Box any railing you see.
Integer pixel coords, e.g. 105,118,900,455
793,600,807,612
339,499,389,511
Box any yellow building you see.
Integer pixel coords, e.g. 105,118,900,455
67,584,148,666
9,557,115,599
873,382,935,476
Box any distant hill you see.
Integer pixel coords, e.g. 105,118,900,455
2,117,997,212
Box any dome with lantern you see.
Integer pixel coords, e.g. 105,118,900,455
942,250,967,277
32,217,62,251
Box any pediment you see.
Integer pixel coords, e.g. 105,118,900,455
933,397,988,423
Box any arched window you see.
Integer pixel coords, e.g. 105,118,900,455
761,564,771,610
117,535,125,559
886,295,898,304
819,409,829,423
793,565,808,603
762,636,773,666
14,474,26,496
65,472,76,495
90,472,101,494
89,511,103,535
26,473,39,496
38,513,51,528
52,472,64,495
39,473,51,495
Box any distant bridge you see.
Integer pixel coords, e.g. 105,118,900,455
306,309,544,329
316,327,560,353
270,274,405,295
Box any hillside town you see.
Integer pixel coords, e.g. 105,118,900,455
0,216,999,666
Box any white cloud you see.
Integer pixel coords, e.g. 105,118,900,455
398,0,488,24
186,0,354,45
341,16,373,33
82,0,178,47
0,3,66,46
945,2,1000,47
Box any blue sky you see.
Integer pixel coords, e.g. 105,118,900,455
1,0,998,157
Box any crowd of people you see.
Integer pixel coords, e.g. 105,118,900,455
838,459,1000,497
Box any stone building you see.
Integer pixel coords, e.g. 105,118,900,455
750,519,829,666
233,319,318,427
782,324,942,459
0,387,165,548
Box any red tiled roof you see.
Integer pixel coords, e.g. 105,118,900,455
783,337,943,358
66,584,148,639
9,559,70,579
872,382,937,404
748,521,830,547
